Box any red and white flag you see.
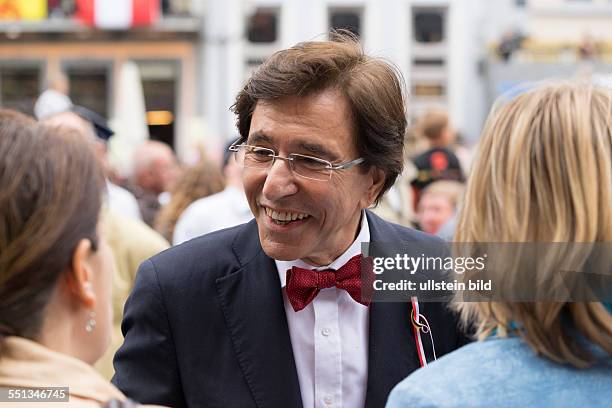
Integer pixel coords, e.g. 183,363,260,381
76,0,160,29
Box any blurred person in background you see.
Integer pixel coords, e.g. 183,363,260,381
43,111,169,380
410,109,465,207
0,109,162,407
172,138,252,245
387,82,612,407
578,33,599,61
154,157,225,243
416,180,464,236
370,167,415,227
496,28,525,62
93,210,169,380
131,140,180,227
371,139,417,227
34,71,72,120
45,108,142,222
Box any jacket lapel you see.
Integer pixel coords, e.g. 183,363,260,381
364,212,420,408
214,221,303,408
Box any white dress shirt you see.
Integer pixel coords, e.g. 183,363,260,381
173,186,253,245
106,180,142,221
276,213,370,408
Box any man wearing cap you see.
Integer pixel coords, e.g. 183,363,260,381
113,35,467,408
410,109,465,208
45,108,142,222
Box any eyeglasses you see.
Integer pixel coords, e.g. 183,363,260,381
229,143,365,181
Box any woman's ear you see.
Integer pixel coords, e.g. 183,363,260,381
64,239,96,310
360,167,386,209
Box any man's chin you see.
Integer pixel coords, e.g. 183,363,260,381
260,239,304,261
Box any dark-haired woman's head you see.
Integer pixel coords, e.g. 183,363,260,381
0,109,113,364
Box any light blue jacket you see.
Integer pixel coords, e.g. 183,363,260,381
386,337,612,408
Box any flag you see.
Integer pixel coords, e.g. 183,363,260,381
0,0,46,20
76,0,160,29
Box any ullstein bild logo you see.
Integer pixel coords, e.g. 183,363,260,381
362,242,612,303
373,278,492,292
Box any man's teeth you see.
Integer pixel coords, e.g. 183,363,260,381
265,207,309,223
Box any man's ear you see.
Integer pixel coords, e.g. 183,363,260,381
64,239,96,310
360,167,386,209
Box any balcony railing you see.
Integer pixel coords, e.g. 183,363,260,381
488,39,612,64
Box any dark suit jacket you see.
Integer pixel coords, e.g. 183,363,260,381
112,211,468,408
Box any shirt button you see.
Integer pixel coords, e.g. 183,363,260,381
324,395,333,405
321,328,332,337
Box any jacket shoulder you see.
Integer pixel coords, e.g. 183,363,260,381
367,210,445,245
145,222,251,285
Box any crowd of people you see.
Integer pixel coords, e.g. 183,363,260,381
0,33,610,407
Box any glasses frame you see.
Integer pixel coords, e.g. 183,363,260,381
229,143,365,181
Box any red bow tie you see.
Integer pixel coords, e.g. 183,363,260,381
285,255,374,312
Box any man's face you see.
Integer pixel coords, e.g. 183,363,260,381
243,90,384,266
153,151,180,193
417,193,455,234
142,148,179,194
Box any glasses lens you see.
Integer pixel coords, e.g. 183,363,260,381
291,155,331,181
242,146,274,168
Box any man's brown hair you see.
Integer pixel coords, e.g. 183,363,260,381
232,32,407,203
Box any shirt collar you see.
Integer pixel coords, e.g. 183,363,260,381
276,211,370,288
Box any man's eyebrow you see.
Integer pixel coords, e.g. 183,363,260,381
247,132,273,144
247,133,340,161
297,142,339,161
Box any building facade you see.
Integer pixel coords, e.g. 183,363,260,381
2,0,611,169
0,0,200,171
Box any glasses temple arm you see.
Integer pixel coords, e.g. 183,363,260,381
330,157,365,170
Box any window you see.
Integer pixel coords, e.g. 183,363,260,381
47,0,77,18
65,65,110,118
139,62,178,149
413,9,445,43
413,58,444,66
247,9,278,43
329,9,361,38
162,0,171,14
0,65,41,115
162,0,192,16
412,83,445,97
244,58,266,81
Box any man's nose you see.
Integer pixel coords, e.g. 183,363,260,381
261,158,298,201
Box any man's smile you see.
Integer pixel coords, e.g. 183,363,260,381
261,205,312,227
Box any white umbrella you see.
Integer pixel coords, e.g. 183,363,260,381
108,60,149,178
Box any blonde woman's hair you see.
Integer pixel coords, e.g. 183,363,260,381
455,81,612,367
